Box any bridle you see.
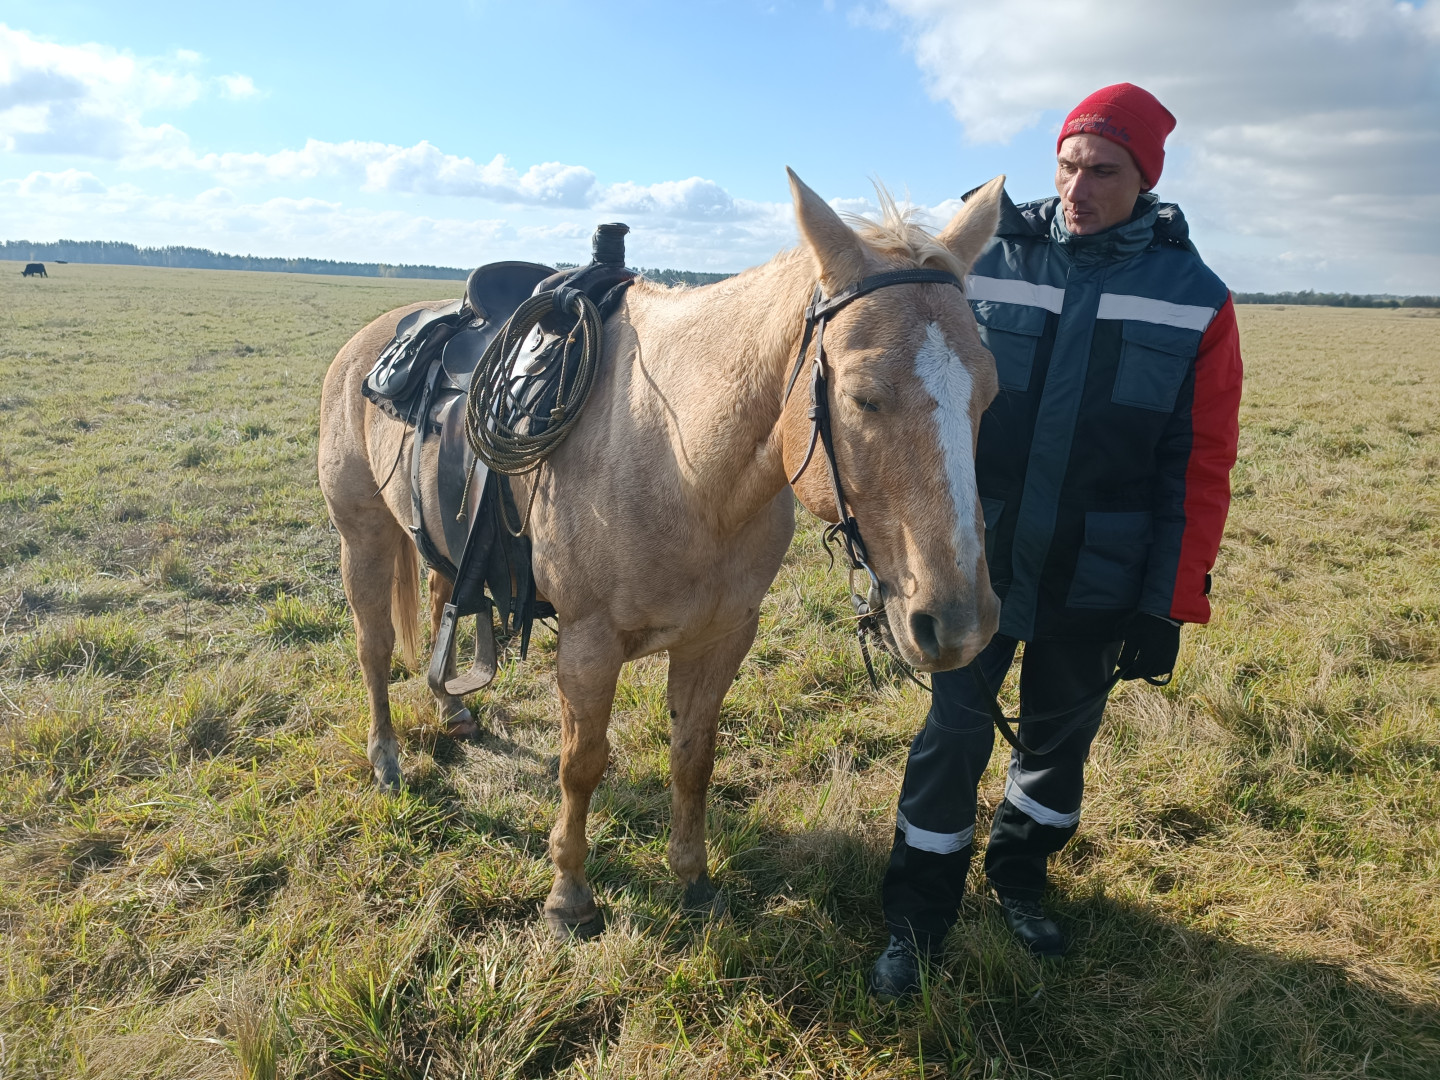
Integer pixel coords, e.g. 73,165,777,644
783,267,964,691
783,267,1123,759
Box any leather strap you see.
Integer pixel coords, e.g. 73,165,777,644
408,355,447,551
969,665,1122,758
783,269,963,407
807,267,964,322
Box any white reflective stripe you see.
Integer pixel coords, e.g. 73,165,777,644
1003,777,1081,829
964,275,1066,314
1097,293,1217,332
896,810,974,854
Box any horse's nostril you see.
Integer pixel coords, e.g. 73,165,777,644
910,611,941,660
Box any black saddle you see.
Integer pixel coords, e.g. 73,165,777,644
363,260,557,411
360,225,636,701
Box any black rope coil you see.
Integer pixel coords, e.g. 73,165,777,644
463,287,604,478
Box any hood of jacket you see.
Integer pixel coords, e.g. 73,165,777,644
980,189,1198,263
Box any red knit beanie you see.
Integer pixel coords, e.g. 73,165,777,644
1057,83,1176,189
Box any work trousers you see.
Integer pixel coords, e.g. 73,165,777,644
881,633,1122,951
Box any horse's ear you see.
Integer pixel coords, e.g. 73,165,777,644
937,175,1005,273
787,167,865,290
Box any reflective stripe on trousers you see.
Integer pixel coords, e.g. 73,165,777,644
881,633,1121,947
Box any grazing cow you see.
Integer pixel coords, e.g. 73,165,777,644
22,263,46,277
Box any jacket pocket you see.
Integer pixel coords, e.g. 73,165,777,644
979,496,1005,564
972,299,1047,393
1066,510,1154,610
1112,321,1202,412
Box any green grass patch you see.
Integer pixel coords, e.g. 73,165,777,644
258,592,348,645
11,614,162,678
0,265,1435,1078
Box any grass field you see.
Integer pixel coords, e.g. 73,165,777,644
1,261,1437,1079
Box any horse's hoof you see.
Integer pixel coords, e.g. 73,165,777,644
544,904,606,942
443,707,480,740
374,766,403,794
682,875,727,921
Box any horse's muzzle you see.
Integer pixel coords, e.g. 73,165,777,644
893,589,1000,672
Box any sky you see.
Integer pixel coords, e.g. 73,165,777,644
2,0,1437,292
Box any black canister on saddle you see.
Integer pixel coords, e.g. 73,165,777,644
591,222,629,265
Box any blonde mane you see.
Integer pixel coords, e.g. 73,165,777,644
845,184,965,279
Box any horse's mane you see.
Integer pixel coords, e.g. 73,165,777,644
844,184,966,279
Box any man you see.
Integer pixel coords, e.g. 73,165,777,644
869,83,1243,999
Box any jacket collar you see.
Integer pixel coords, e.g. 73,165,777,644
978,188,1198,262
1048,193,1159,263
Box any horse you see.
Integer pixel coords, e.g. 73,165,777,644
318,170,1006,935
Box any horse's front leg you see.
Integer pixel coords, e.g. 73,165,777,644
426,570,479,738
666,616,760,916
544,622,623,939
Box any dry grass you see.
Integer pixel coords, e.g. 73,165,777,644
0,265,1437,1078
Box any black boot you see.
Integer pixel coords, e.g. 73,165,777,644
999,895,1066,957
867,935,924,1001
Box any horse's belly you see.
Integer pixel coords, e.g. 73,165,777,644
534,490,794,660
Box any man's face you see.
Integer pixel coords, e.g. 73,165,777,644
1054,133,1145,235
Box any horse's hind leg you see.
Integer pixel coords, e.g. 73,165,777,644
337,513,409,792
426,570,480,739
544,622,623,939
666,616,761,916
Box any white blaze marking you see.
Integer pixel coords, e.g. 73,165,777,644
914,321,981,576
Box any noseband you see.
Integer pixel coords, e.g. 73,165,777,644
783,268,1122,758
782,268,965,686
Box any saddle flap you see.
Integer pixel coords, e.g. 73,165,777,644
434,391,489,567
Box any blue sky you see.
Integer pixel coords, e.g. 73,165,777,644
3,1,1438,291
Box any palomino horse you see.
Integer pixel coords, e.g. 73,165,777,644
318,171,1005,935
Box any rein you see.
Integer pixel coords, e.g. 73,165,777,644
784,268,1123,758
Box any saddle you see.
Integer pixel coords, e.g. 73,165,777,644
362,225,635,700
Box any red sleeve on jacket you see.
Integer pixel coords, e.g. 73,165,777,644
1170,294,1243,622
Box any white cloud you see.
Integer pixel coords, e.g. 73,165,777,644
194,140,599,206
882,0,1440,290
0,23,255,163
599,176,743,219
218,73,258,100
0,176,796,271
1,167,106,195
190,137,794,228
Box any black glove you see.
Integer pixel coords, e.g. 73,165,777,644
1118,613,1181,684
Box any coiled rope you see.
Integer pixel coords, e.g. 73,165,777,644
463,287,604,533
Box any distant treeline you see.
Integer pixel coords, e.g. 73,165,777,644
24,241,1437,301
1,239,735,288
2,239,468,280
637,268,733,286
1234,290,1440,308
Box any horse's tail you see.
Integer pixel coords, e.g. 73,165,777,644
392,540,420,671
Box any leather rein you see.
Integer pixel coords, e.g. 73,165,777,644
783,268,1121,759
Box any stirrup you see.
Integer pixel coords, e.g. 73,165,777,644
428,602,498,697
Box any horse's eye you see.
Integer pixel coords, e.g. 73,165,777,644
850,395,880,413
